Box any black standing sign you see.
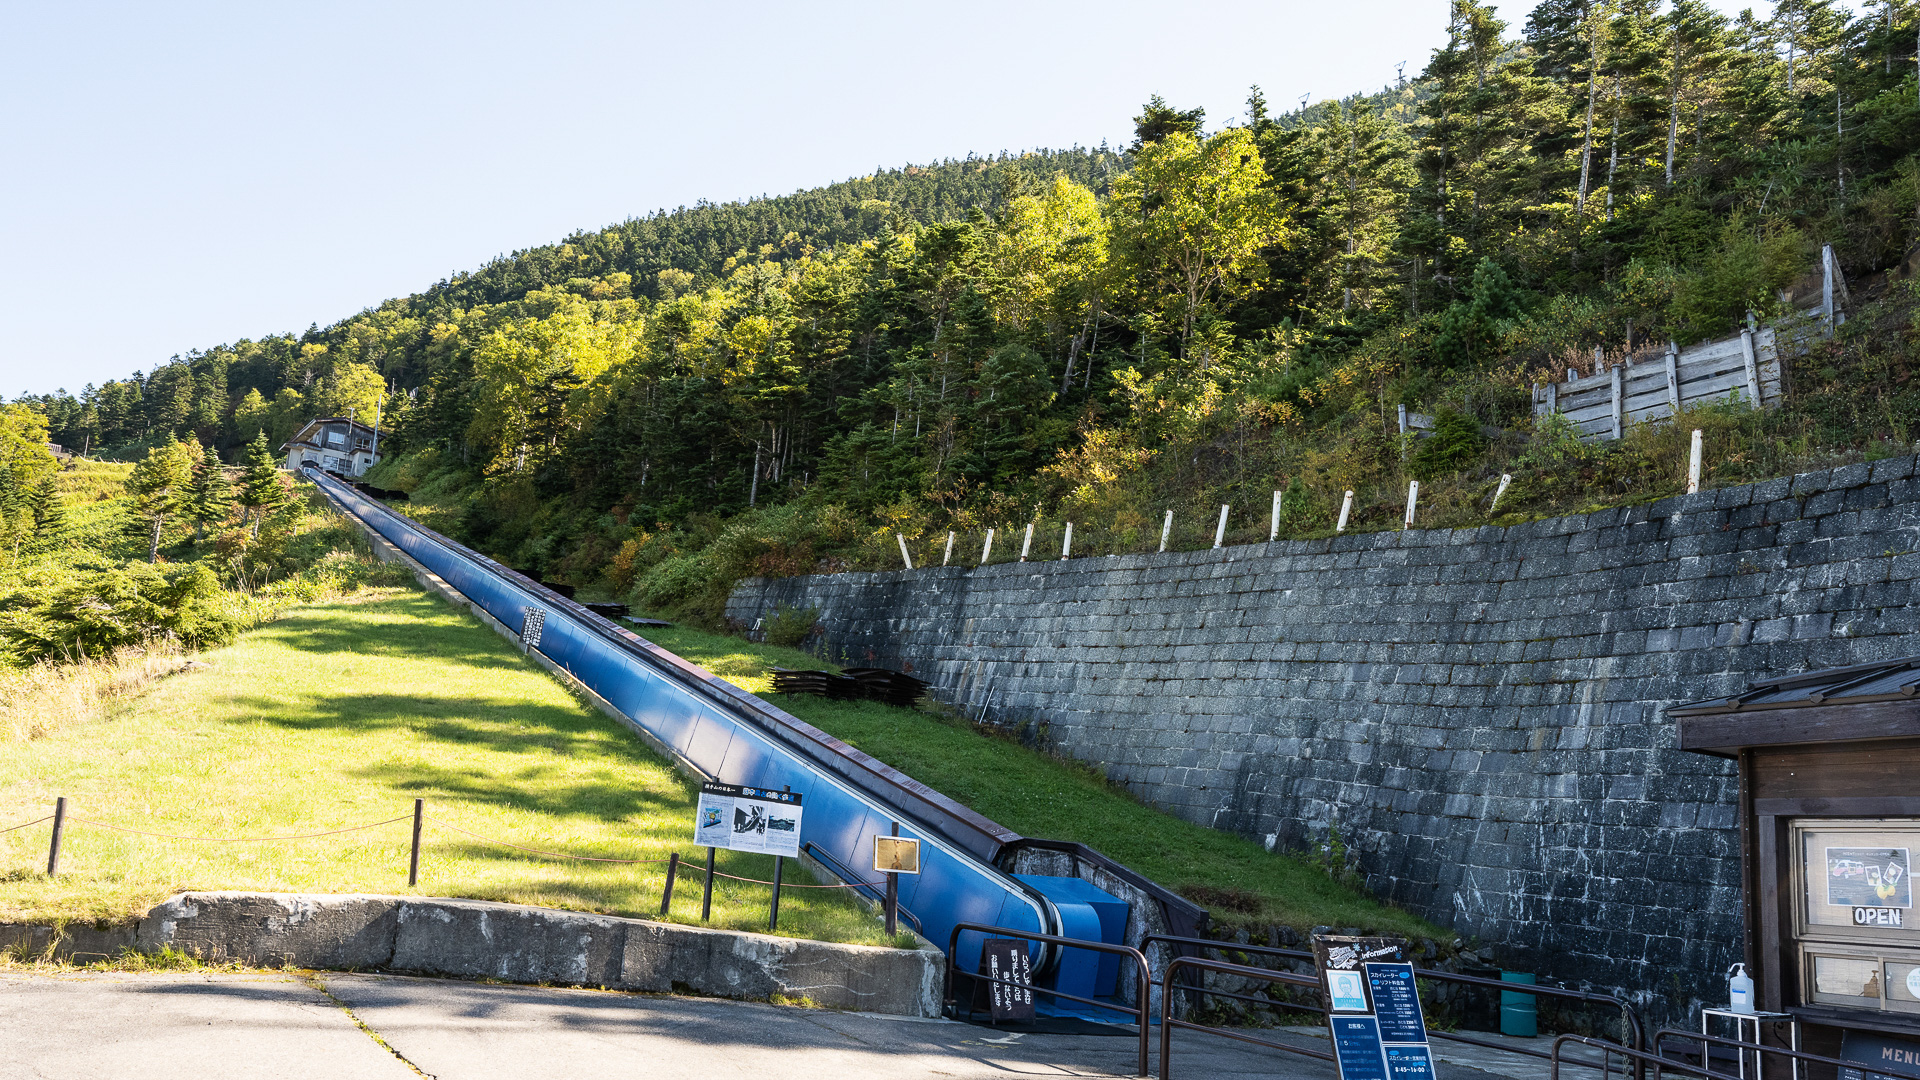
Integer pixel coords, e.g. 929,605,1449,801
978,938,1035,1022
1313,934,1438,1080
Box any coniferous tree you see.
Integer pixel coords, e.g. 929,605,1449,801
190,444,235,538
238,431,288,538
127,439,194,562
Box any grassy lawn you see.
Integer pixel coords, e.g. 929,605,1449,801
639,624,1441,938
0,588,893,946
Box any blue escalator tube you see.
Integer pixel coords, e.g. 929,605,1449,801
305,469,1052,976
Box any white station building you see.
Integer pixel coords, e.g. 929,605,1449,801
281,417,381,477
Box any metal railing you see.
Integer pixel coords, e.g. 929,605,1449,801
1551,1029,1868,1080
944,921,1152,1077
1158,956,1330,1078
1141,934,1646,1078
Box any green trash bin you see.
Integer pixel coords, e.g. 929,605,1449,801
1500,971,1537,1038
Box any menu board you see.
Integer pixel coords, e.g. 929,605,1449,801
1801,825,1919,936
1315,936,1440,1080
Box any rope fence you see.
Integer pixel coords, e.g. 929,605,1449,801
2,798,894,933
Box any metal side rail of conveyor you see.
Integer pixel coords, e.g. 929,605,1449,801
306,467,1073,973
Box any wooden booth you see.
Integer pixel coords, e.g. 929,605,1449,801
1674,655,1920,1075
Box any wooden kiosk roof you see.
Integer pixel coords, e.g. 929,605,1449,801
1671,655,1920,758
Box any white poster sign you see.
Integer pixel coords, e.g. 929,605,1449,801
694,782,803,857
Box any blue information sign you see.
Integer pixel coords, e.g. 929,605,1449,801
1385,1043,1437,1079
1366,963,1428,1044
1330,1016,1390,1080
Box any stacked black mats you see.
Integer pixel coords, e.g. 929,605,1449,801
771,667,929,707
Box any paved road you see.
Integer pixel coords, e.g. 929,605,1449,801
0,971,1550,1079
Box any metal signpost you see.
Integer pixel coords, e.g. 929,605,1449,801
692,782,804,925
873,826,920,935
1314,934,1438,1080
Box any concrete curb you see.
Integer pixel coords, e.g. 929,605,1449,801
0,892,946,1017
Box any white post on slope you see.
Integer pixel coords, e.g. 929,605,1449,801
1492,473,1513,511
1019,523,1034,562
1213,504,1230,549
1270,489,1282,541
943,531,955,566
1061,523,1073,561
1337,491,1354,532
1688,429,1704,494
1404,481,1420,529
980,528,995,565
896,533,913,570
1159,510,1173,553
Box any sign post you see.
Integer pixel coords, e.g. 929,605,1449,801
873,824,920,936
1314,934,1438,1080
691,781,805,924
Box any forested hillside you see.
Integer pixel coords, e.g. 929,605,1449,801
15,0,1920,627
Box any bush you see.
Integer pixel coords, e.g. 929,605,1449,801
1408,410,1486,480
764,605,820,648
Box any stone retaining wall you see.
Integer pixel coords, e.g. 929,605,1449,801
728,455,1920,1018
0,892,944,1016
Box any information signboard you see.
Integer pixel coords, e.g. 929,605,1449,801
978,938,1036,1022
1314,935,1440,1080
693,782,803,857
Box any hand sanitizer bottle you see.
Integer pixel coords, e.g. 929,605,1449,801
1729,963,1755,1014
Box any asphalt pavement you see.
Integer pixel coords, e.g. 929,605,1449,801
0,970,1561,1079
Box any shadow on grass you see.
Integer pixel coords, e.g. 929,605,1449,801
250,592,530,672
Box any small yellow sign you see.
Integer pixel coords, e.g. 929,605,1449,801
873,835,921,875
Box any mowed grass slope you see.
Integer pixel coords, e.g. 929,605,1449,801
0,588,889,945
639,624,1441,938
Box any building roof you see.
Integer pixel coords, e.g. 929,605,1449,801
1671,654,1920,756
281,416,380,453
1670,655,1920,715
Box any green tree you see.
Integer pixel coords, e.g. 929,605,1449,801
1109,128,1289,355
28,474,65,544
127,438,195,561
238,431,289,537
190,443,236,537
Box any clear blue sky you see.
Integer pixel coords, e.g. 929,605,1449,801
0,0,1785,397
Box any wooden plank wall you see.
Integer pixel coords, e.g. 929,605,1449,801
1531,325,1799,440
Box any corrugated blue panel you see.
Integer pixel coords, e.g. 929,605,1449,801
309,471,1049,972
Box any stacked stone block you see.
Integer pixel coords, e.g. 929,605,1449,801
727,455,1920,1017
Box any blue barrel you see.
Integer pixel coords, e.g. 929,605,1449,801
1500,971,1537,1037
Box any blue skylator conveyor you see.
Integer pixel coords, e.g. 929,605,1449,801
305,468,1054,972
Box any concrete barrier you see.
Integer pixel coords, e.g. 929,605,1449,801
0,892,945,1017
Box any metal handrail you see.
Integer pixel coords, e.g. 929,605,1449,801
944,921,1152,1077
1653,1027,1862,1080
1552,1030,1871,1080
1140,933,1647,1079
1158,957,1331,1079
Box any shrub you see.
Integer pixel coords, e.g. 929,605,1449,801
1408,410,1486,480
764,605,820,648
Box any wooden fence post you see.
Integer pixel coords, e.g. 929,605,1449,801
46,796,66,876
1404,482,1419,529
1664,343,1681,416
1270,490,1282,541
979,528,994,566
1610,363,1625,440
942,531,955,566
1018,523,1034,562
1159,510,1173,553
408,798,424,886
1492,474,1513,512
1739,329,1763,407
896,533,913,570
1060,522,1073,561
660,852,679,914
1688,429,1704,495
1213,505,1229,549
1337,491,1354,533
